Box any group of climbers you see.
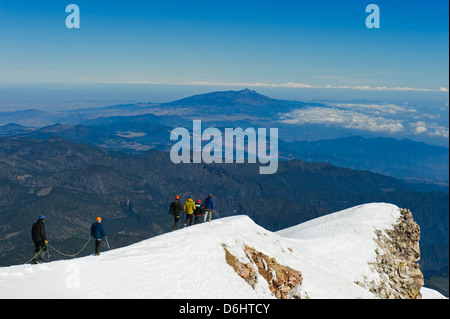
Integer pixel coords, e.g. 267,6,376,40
169,193,214,231
30,215,107,264
29,194,215,263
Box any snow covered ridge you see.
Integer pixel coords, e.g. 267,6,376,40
277,203,444,299
0,203,446,299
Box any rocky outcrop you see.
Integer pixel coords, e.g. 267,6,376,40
223,244,303,299
356,208,424,299
225,207,424,299
223,245,258,288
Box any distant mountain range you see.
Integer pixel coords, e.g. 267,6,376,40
0,89,448,182
279,136,449,182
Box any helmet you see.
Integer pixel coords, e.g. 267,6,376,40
189,195,193,199
208,193,213,198
96,217,102,222
175,195,180,200
39,215,46,220
197,199,201,203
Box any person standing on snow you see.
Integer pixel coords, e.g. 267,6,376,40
183,195,196,227
203,194,214,222
31,215,48,264
91,217,107,256
169,195,183,230
194,199,204,224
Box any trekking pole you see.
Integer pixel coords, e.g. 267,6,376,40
105,237,110,249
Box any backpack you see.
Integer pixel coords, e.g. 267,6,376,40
195,203,204,216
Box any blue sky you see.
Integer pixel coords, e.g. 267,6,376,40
0,0,448,92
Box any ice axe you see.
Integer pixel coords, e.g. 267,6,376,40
105,236,110,249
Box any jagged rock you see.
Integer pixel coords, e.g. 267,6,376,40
222,245,258,288
359,208,424,299
223,244,302,299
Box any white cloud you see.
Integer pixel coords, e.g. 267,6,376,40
421,113,440,120
329,103,417,115
179,81,317,89
411,121,429,135
323,85,449,92
410,121,449,138
121,81,448,93
279,107,405,133
185,82,448,92
280,106,449,138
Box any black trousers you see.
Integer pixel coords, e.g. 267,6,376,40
173,216,180,230
185,214,193,226
95,239,102,255
33,241,47,263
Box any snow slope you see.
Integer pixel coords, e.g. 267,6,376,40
0,203,446,299
277,202,401,298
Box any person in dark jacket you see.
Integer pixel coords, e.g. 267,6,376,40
169,195,183,230
203,194,214,222
90,217,107,256
31,215,48,264
194,199,204,224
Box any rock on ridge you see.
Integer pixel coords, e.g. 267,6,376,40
223,244,303,299
357,208,424,299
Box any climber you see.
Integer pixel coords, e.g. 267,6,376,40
90,217,107,256
169,195,183,230
183,195,196,227
31,215,48,264
194,199,204,224
203,194,214,222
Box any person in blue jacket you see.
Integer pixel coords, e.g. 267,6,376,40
203,194,214,222
91,217,107,256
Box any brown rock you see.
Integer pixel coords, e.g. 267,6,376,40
223,244,303,299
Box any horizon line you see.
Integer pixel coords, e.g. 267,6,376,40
1,81,448,94
120,81,449,93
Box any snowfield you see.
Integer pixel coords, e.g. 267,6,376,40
0,203,446,299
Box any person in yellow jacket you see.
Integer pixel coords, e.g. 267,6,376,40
183,195,196,227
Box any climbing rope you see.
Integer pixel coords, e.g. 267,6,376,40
48,238,92,258
22,244,48,265
22,238,92,265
